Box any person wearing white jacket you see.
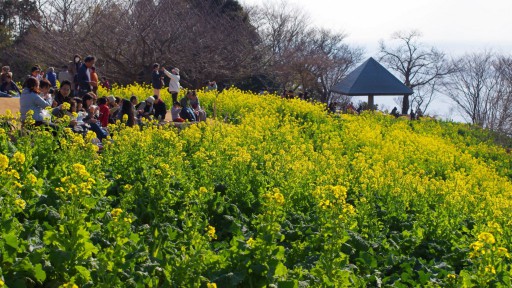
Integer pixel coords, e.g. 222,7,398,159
162,67,180,103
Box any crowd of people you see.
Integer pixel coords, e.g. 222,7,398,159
1,55,208,144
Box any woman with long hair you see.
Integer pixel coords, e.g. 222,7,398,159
119,99,136,127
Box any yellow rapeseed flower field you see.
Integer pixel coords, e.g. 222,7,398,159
0,83,511,287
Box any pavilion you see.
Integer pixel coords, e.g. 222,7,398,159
331,57,413,111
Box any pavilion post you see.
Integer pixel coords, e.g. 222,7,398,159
368,94,374,110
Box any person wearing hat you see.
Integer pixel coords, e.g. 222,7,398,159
140,96,155,119
162,67,180,103
106,95,120,124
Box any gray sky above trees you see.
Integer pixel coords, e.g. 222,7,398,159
244,0,512,55
243,0,512,121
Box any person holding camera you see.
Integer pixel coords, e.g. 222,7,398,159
162,67,180,103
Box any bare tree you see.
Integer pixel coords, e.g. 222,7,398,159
249,0,362,101
443,51,499,126
13,0,260,84
487,55,512,134
379,30,453,114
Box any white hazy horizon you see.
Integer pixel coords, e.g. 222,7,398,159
242,0,512,122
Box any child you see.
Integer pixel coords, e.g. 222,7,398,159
97,97,110,127
171,102,185,122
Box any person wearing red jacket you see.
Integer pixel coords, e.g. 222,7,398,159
97,97,110,127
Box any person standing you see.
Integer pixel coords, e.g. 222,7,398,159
71,55,82,94
90,66,99,95
162,67,180,103
77,56,96,96
151,63,163,97
46,67,57,88
58,64,74,88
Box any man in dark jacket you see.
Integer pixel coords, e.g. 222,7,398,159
77,55,96,96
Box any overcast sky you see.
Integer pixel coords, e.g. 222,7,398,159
242,0,512,120
243,0,512,56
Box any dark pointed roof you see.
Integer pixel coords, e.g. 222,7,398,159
331,57,413,96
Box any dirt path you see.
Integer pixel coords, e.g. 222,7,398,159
0,97,20,114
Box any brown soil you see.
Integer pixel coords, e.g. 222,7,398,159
0,97,20,114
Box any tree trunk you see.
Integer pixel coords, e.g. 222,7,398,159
401,95,409,115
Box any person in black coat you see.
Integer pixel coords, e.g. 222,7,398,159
153,95,167,121
151,63,163,97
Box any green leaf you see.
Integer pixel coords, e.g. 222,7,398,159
80,241,98,259
75,265,91,282
43,230,58,245
129,232,140,243
273,262,287,277
358,251,377,268
4,233,18,249
273,246,285,260
34,263,46,282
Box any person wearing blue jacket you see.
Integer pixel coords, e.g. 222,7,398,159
20,77,52,125
46,67,57,88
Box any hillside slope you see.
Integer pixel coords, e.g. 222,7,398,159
1,87,511,287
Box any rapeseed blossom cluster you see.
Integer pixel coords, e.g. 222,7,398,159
15,198,26,209
0,153,8,170
56,163,96,196
207,225,217,240
12,151,25,165
263,188,285,206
